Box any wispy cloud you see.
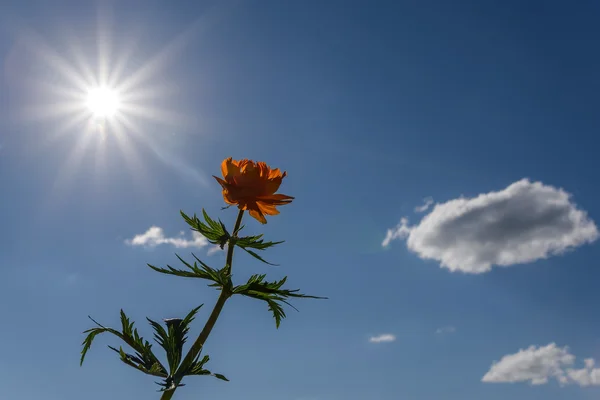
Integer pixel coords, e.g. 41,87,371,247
382,179,598,273
207,245,223,256
482,343,600,387
435,326,456,335
382,217,411,247
414,197,434,213
125,226,208,248
369,334,396,343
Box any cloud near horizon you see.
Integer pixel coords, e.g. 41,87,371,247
482,343,600,387
382,179,598,273
125,226,208,248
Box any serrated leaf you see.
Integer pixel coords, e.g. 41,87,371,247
175,347,229,386
148,253,230,289
148,305,202,375
240,247,279,266
80,311,167,378
80,329,102,366
180,210,230,247
236,234,284,250
232,275,326,328
233,233,284,265
266,299,285,328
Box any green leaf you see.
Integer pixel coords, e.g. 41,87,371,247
80,329,102,366
235,234,284,250
180,209,230,248
213,373,230,382
81,306,229,391
240,247,279,266
188,354,210,374
147,305,202,375
176,347,230,385
185,367,229,381
148,254,230,289
233,275,327,328
266,299,285,328
80,310,167,378
107,345,166,377
234,234,284,265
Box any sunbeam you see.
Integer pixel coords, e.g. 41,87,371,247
4,1,237,213
8,22,188,204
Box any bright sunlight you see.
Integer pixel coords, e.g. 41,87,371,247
10,7,206,205
86,87,120,118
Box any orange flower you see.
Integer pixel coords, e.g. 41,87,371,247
213,158,294,224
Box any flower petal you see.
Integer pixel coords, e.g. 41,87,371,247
268,169,285,179
221,157,241,180
264,177,283,195
213,175,229,189
257,194,295,205
248,208,267,224
257,201,280,216
222,190,237,205
257,162,270,178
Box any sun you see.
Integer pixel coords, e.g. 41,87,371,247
12,12,211,207
86,87,120,118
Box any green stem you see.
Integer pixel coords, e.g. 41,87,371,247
160,209,244,400
226,208,245,273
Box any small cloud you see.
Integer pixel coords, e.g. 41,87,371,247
435,326,456,335
482,343,600,387
207,245,223,256
382,179,598,273
369,334,396,343
414,197,434,213
125,226,208,248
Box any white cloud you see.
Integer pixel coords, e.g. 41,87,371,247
369,334,396,343
382,217,411,247
566,358,600,386
483,344,574,385
435,326,456,335
382,179,598,273
415,197,434,213
125,226,208,249
482,343,600,387
207,245,223,256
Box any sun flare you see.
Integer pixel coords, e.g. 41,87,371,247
86,87,120,118
11,11,208,206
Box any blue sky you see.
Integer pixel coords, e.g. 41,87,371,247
1,0,600,399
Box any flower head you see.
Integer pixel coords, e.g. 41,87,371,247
213,158,294,224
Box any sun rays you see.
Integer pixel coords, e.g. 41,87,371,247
4,8,216,209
